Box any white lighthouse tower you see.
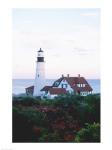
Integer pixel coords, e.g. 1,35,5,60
33,48,45,96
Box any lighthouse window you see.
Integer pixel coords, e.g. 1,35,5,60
38,57,44,62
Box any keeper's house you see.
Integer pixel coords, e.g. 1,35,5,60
26,74,93,99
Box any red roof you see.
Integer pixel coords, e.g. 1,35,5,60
72,84,92,92
52,76,92,92
41,86,52,91
53,77,88,86
65,77,88,86
49,88,67,95
52,78,63,87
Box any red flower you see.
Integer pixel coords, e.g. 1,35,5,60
52,121,66,129
32,126,41,134
64,134,74,141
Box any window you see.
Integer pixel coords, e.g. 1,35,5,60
77,84,80,87
83,84,85,87
62,84,67,88
45,91,48,95
79,84,85,87
55,82,59,86
38,57,44,62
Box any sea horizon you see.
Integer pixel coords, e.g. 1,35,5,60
12,78,100,80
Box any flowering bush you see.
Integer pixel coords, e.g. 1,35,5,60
75,123,100,142
13,94,100,142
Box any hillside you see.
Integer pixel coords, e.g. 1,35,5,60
12,94,100,142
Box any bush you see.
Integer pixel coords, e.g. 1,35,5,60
53,94,83,107
75,123,100,142
38,131,61,142
12,94,100,142
13,107,34,142
13,96,41,106
75,94,100,125
13,107,47,142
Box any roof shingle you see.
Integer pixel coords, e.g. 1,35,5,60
49,88,67,95
41,86,52,91
25,86,34,90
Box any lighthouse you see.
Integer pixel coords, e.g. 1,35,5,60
33,48,45,96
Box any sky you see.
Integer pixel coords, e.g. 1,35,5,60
13,8,100,79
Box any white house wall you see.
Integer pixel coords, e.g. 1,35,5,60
80,91,90,96
58,79,74,93
46,91,57,99
50,94,57,99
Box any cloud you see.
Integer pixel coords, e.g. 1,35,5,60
72,47,97,56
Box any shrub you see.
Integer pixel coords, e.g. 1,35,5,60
75,123,100,142
53,94,83,107
13,107,35,142
13,96,41,106
13,107,47,142
75,94,100,124
12,94,100,142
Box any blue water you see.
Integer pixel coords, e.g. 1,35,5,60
12,79,100,95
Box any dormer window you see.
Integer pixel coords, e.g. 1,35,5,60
77,84,80,87
62,84,67,88
83,84,85,87
77,84,86,87
55,82,59,86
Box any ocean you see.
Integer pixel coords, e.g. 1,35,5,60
12,79,100,95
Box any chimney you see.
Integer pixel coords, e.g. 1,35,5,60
78,74,80,78
67,74,69,78
62,74,64,78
